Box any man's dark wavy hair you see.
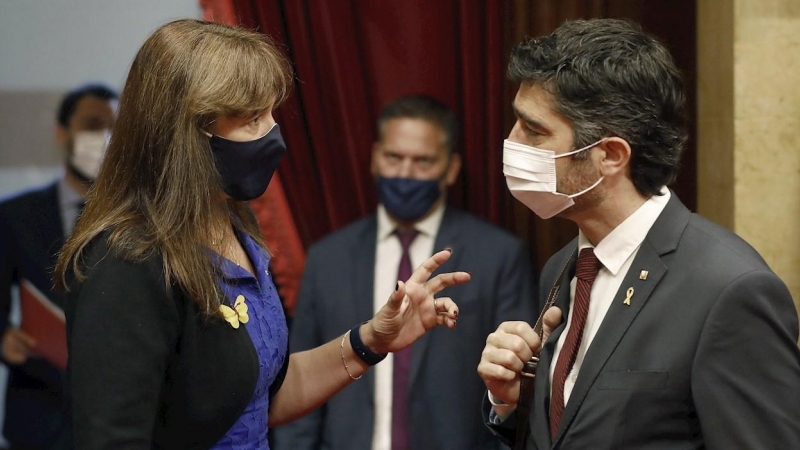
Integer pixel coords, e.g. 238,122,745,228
57,83,118,127
508,18,687,197
377,95,459,155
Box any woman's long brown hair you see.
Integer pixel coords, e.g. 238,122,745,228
54,19,293,316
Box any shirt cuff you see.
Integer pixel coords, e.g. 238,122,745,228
487,391,517,423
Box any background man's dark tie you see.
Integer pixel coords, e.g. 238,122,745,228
549,247,602,438
392,228,419,450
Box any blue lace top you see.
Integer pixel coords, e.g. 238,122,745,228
209,231,289,449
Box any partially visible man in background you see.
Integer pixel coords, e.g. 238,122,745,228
272,95,536,450
0,83,118,449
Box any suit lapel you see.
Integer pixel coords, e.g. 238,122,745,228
551,193,690,447
408,207,461,387
552,242,666,446
44,182,66,250
354,216,378,319
543,248,578,354
532,246,578,449
27,183,68,305
355,216,378,400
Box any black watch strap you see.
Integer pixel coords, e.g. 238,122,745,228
349,322,388,366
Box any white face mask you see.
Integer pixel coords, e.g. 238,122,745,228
503,138,604,219
70,130,111,180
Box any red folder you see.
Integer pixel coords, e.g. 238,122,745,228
19,279,67,370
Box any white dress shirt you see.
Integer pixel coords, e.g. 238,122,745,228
549,188,670,404
371,203,445,450
57,175,84,237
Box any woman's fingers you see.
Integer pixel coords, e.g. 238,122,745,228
407,249,452,285
435,306,458,329
438,298,458,329
424,271,471,295
432,296,459,319
404,249,471,298
386,248,469,333
387,280,406,308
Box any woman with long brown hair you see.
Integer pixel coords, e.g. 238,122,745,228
55,19,467,448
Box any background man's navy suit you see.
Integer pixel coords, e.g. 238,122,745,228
0,182,73,449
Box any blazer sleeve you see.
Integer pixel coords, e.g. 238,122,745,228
67,249,181,449
482,392,524,448
270,246,325,449
692,269,800,448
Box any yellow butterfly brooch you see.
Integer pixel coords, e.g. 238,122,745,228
220,295,249,329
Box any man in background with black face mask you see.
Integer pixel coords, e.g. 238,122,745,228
272,95,536,450
0,82,117,449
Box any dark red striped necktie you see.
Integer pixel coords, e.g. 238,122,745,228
549,247,602,439
392,228,418,450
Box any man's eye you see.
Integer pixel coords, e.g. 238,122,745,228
524,126,540,136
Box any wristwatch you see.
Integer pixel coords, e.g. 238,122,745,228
349,322,387,366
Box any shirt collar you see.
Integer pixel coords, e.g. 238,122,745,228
578,187,670,275
377,201,446,241
57,174,84,209
211,229,271,281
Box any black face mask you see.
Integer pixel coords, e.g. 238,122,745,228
208,124,286,201
376,176,442,222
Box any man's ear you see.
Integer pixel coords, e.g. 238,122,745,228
597,137,631,177
444,153,461,186
55,125,69,150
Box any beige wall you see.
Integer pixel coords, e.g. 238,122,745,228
698,0,800,316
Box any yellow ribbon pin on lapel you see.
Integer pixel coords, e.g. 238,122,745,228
220,295,249,329
623,287,634,306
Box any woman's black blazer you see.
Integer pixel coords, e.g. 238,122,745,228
64,235,287,449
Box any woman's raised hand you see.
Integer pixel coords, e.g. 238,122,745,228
362,249,470,354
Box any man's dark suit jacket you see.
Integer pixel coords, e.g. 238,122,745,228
0,182,73,449
487,193,800,449
272,206,537,450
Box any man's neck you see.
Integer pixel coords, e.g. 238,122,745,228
63,167,91,198
570,188,648,246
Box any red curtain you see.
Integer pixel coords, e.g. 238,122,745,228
226,0,516,244
201,0,697,272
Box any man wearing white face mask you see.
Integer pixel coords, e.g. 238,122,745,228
478,19,800,450
0,83,117,449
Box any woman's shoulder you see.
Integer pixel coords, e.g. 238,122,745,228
69,230,183,311
66,230,184,332
78,231,165,286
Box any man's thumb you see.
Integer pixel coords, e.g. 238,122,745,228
541,306,563,345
